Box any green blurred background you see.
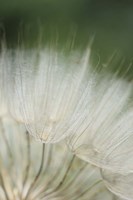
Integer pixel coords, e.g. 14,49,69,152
0,0,133,78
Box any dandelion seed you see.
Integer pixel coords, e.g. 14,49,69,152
4,46,133,173
6,47,94,143
67,74,133,173
0,115,114,200
2,45,133,200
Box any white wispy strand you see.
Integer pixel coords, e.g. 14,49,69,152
67,74,133,173
0,116,114,200
6,48,93,143
0,45,7,116
2,46,133,200
101,168,133,200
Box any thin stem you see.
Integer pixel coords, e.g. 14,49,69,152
0,173,10,200
45,155,75,197
25,143,45,200
59,163,87,192
73,180,102,200
0,120,13,160
22,132,31,196
37,148,67,199
58,155,75,188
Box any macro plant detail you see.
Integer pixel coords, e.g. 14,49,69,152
0,44,133,200
5,48,94,143
0,116,115,200
101,168,133,200
0,47,7,117
67,75,133,173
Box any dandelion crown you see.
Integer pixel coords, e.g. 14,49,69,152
0,38,133,200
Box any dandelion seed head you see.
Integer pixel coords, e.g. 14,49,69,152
6,47,94,143
67,74,133,173
0,115,114,200
1,43,133,199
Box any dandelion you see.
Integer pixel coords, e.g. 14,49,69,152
2,44,133,199
4,47,133,173
0,115,114,200
67,74,133,173
6,47,93,143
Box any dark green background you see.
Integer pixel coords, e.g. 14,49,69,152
0,0,133,78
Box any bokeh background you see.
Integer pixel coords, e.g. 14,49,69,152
0,0,133,79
